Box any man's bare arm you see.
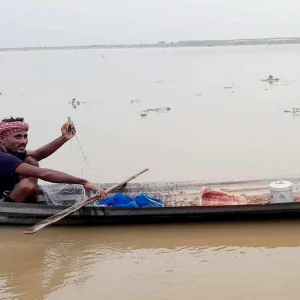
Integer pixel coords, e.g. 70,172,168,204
27,136,68,161
27,122,75,161
16,164,107,199
16,163,87,185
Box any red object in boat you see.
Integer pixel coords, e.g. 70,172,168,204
200,188,248,206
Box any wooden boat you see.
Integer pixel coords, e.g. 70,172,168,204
1,175,300,226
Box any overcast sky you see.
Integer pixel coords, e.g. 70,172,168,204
1,0,300,47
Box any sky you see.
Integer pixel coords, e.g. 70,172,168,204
1,0,300,47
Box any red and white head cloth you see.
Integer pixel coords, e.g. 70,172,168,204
0,121,29,138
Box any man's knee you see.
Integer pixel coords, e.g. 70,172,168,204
18,179,38,195
24,156,39,167
8,178,39,203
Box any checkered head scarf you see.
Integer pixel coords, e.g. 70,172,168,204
0,117,29,138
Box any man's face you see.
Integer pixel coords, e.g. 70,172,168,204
1,130,28,153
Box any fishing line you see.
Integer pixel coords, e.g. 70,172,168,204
74,132,94,177
41,118,107,206
67,117,106,189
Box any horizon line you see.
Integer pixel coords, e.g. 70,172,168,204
1,36,300,50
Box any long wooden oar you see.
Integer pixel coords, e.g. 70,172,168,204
24,168,149,234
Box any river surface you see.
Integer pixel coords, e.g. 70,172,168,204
1,45,300,299
1,45,300,183
2,222,300,300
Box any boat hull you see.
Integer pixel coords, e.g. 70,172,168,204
1,201,300,226
2,177,300,226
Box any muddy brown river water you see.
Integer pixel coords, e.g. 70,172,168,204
1,44,300,299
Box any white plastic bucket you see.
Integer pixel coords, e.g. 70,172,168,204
269,180,294,203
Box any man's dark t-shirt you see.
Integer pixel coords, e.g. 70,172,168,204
0,148,26,197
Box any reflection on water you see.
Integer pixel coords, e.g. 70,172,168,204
1,221,300,300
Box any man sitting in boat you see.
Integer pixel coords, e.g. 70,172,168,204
0,117,106,203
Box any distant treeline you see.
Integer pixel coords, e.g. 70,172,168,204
1,37,300,52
